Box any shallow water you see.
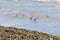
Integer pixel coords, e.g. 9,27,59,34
0,0,60,36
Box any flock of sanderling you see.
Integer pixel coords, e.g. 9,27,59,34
0,6,60,23
0,0,60,23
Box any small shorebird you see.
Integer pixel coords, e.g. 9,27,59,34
33,18,37,23
29,17,33,20
29,16,38,23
